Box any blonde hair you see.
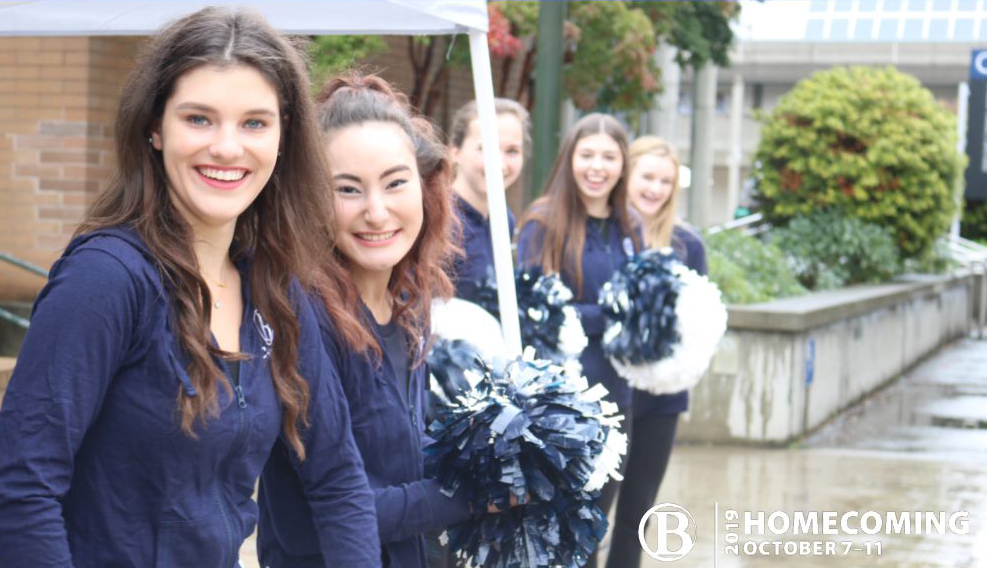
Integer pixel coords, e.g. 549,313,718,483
628,136,680,250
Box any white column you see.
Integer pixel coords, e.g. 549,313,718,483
689,62,718,229
649,42,680,140
727,72,745,221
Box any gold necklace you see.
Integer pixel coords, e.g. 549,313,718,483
203,263,229,310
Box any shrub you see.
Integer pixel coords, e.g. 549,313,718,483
770,211,900,289
705,230,807,304
961,198,987,243
753,66,964,259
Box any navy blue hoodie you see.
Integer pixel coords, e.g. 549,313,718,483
517,213,639,413
632,224,708,418
0,227,381,568
451,194,516,300
258,301,471,568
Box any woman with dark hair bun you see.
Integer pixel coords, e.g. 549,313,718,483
258,73,484,568
0,8,380,568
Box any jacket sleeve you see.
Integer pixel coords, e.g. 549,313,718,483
372,477,471,543
515,220,545,269
289,296,382,568
0,248,138,568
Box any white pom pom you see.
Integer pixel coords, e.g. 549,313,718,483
431,298,509,363
611,265,728,395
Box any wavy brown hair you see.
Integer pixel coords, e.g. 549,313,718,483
76,7,344,460
518,113,640,295
315,73,460,362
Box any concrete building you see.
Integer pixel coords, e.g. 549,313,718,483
666,0,986,226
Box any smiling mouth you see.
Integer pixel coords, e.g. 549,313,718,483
355,230,399,242
196,166,248,182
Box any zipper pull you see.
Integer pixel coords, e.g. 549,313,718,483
234,384,247,409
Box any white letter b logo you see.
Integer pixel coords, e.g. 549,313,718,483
638,503,697,561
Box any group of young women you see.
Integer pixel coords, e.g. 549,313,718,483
0,7,707,568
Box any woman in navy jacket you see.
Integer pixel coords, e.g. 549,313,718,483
605,136,708,568
258,74,474,568
516,113,641,568
0,9,380,568
447,98,529,301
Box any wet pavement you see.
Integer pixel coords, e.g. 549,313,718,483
241,336,987,568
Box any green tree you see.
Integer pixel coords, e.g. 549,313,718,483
308,35,389,90
753,66,964,259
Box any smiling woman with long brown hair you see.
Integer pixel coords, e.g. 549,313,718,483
0,8,380,568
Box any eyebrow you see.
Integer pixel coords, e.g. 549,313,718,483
381,165,411,178
333,173,361,183
174,102,278,117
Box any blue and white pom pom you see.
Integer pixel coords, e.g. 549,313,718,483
465,268,587,368
600,249,727,396
425,349,625,568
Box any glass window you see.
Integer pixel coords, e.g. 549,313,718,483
835,0,852,10
831,19,850,39
859,0,878,10
806,18,826,39
903,18,924,38
928,18,948,38
955,18,975,38
980,18,987,39
855,18,875,39
810,0,830,11
933,0,953,9
883,0,903,9
878,18,900,39
907,0,929,9
957,0,977,10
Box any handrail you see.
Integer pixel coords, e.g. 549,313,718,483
0,251,48,279
0,307,29,329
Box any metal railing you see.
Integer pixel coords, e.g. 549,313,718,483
0,251,48,330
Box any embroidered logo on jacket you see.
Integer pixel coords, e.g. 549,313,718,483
253,309,274,359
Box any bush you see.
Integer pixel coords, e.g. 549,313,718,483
770,211,900,289
753,66,964,259
705,230,807,304
961,199,987,243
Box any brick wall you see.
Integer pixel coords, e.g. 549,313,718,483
0,36,142,301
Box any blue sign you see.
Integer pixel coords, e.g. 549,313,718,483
804,337,816,386
971,50,987,80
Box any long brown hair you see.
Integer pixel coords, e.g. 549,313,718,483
518,113,640,295
77,7,336,460
315,73,459,361
629,135,681,250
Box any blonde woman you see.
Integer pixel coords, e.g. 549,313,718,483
605,136,707,568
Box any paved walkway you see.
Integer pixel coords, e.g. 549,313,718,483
242,336,987,568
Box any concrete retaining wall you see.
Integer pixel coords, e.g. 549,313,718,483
678,272,976,444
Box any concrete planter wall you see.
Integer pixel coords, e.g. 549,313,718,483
678,272,979,445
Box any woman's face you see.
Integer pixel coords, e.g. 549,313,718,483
571,132,623,214
451,113,525,198
628,153,676,219
327,121,424,282
151,64,280,234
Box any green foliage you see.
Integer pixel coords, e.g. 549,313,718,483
564,1,659,120
495,1,539,37
752,66,964,259
901,236,957,274
631,0,740,68
309,35,388,88
770,211,901,289
961,199,987,242
705,230,807,304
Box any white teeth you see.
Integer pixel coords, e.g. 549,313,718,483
197,167,246,182
357,231,397,242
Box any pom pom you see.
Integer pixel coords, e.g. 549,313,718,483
601,249,728,395
425,349,625,568
463,268,588,367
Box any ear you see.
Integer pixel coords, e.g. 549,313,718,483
150,127,163,151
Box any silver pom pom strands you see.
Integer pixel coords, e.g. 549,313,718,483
425,349,626,568
465,267,588,367
600,249,728,395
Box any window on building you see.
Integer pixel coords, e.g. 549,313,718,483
855,18,875,39
957,0,977,10
859,0,879,10
879,19,900,39
956,18,975,39
980,18,987,38
903,18,925,38
907,0,929,10
928,18,949,38
831,19,850,39
884,0,904,9
835,0,852,11
753,84,764,110
810,0,830,11
933,0,953,9
806,18,826,39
